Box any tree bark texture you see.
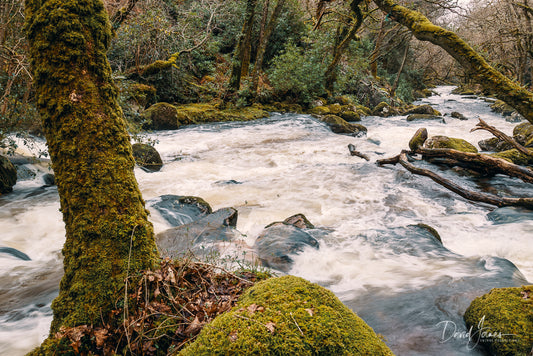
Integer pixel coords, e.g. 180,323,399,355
372,0,533,123
25,0,158,344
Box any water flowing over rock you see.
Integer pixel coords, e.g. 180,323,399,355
148,194,212,227
254,214,320,272
403,104,441,116
132,143,163,172
424,135,478,153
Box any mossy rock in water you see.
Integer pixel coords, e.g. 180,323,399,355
178,276,394,356
175,103,268,124
409,128,428,151
132,143,163,172
356,104,372,116
372,102,399,117
513,122,533,147
478,137,513,152
491,149,533,166
325,103,342,114
424,135,478,153
490,100,516,117
319,115,367,136
0,155,17,194
142,102,181,130
403,104,441,116
339,110,360,122
307,105,331,116
464,285,533,355
406,114,444,122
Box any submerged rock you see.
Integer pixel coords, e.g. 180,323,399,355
254,214,320,272
180,276,394,356
0,246,31,261
132,143,163,172
0,155,17,194
451,111,467,120
464,285,533,355
487,206,533,224
424,135,478,153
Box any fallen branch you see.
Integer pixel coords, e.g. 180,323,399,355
470,118,533,157
348,144,370,161
380,151,533,208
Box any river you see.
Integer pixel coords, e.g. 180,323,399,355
1,86,531,355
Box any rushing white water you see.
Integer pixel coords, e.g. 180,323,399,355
1,86,531,355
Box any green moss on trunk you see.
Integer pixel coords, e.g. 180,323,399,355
24,0,159,347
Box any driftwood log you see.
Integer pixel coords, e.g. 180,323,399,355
348,144,370,161
375,124,533,209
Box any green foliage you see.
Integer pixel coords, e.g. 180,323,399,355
267,40,328,105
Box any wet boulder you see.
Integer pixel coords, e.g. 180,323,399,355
464,285,533,356
372,102,399,117
408,128,428,151
478,137,512,152
513,122,533,147
319,115,367,136
254,214,320,272
450,111,467,120
132,143,163,172
43,173,55,186
0,155,17,194
403,104,441,116
490,100,516,117
148,194,212,227
155,207,240,259
406,114,444,122
141,102,181,130
339,110,361,122
424,135,478,153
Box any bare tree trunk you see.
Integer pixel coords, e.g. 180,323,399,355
390,36,411,96
370,17,386,79
372,0,533,123
25,0,158,352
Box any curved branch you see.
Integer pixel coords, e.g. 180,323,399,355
471,118,533,157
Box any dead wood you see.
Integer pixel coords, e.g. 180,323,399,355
471,118,533,157
348,144,370,161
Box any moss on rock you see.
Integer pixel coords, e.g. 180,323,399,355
132,143,163,172
0,155,17,194
491,149,533,166
372,102,399,117
339,110,360,122
424,136,478,153
403,104,441,116
319,115,367,135
142,102,181,130
406,114,443,122
307,105,331,116
409,128,428,151
179,276,393,356
513,122,533,147
464,285,533,355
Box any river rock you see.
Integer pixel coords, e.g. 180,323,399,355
43,173,55,186
148,194,212,227
254,214,320,272
155,207,240,259
0,155,17,194
513,122,533,147
406,114,444,122
319,115,367,136
372,102,399,117
450,111,467,120
339,110,361,122
141,102,181,130
403,104,441,116
478,137,513,152
424,135,478,153
408,128,428,151
490,100,516,117
132,143,163,172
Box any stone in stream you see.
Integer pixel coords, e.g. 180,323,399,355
254,214,320,272
132,143,163,172
406,114,445,122
318,115,367,136
148,194,212,227
155,207,244,259
450,111,467,120
0,155,17,194
403,104,441,116
424,135,478,153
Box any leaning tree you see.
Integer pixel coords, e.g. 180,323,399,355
24,0,159,352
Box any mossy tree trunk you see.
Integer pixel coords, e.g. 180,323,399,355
228,0,257,94
324,0,363,94
371,0,533,123
24,0,159,349
251,0,286,96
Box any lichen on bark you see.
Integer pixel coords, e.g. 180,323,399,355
24,0,159,350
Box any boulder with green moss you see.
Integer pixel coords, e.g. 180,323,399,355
179,276,394,356
319,115,367,136
491,149,533,166
406,114,444,122
0,155,17,194
307,105,331,116
142,102,182,130
372,102,399,117
132,143,163,172
403,104,441,116
424,136,478,153
513,122,533,147
409,128,428,151
339,110,360,122
464,285,533,355
490,100,516,117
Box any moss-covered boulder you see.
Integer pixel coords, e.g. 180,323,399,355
132,143,163,172
307,105,330,116
142,102,182,130
464,285,533,356
451,111,467,120
409,128,428,151
513,122,533,147
319,115,367,136
406,114,444,122
403,104,441,116
356,104,372,116
491,100,516,117
372,102,399,117
0,155,17,194
491,149,533,166
339,110,360,122
179,276,394,356
424,136,478,153
478,137,513,152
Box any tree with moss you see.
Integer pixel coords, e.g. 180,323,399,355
370,0,533,123
24,0,159,352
